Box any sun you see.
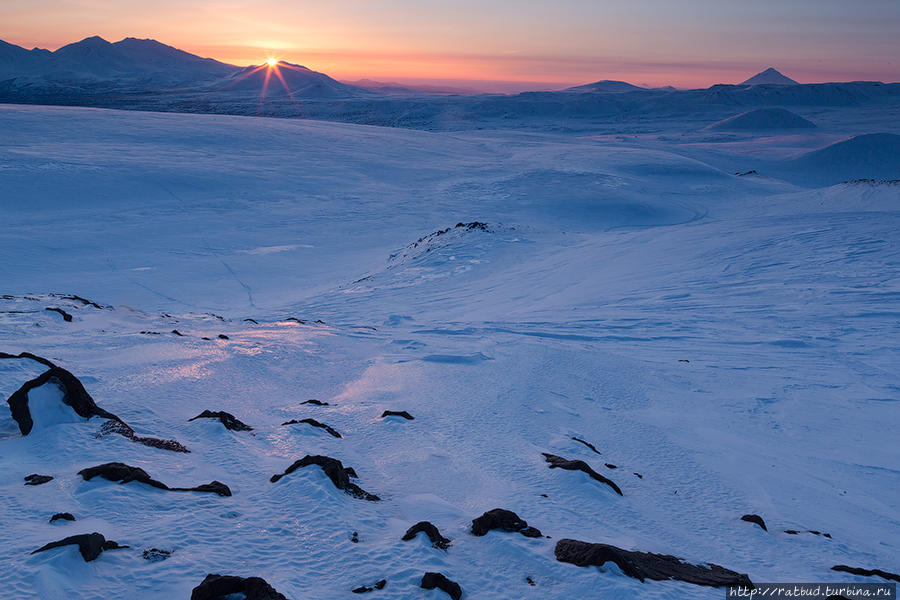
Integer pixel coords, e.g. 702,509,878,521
266,58,278,67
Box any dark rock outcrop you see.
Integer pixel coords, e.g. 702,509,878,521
189,410,252,431
270,455,379,501
142,548,172,562
24,474,53,485
45,307,73,322
97,419,190,453
571,436,601,455
0,351,57,369
352,580,387,593
302,399,329,406
7,367,120,435
61,294,103,309
421,572,462,600
402,521,451,549
217,334,229,340
542,453,623,496
380,410,414,420
79,462,231,496
171,329,185,336
282,418,342,438
741,514,768,531
32,532,127,562
831,565,900,583
50,512,75,522
555,539,752,587
471,508,542,538
190,574,287,600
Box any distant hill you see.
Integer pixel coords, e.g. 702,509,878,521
343,79,480,96
566,80,647,93
741,68,799,86
213,61,368,98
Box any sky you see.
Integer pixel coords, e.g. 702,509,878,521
2,0,899,91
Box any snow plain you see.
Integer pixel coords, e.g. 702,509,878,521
1,101,898,599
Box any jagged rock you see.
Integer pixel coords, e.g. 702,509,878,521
282,418,342,438
270,455,379,501
542,453,623,496
97,419,190,453
352,580,386,593
171,329,184,336
50,512,75,522
421,572,462,600
190,574,287,600
740,514,767,531
831,565,900,582
380,410,414,420
189,410,252,431
571,436,601,455
555,539,752,587
142,548,172,562
302,399,329,406
24,474,53,485
32,532,128,562
79,462,231,496
402,521,451,549
471,509,542,538
45,307,73,322
7,367,120,435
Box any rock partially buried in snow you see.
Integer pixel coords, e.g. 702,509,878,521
49,512,75,523
44,307,73,322
542,453,623,496
270,455,380,501
190,574,287,600
380,410,414,420
421,572,462,600
831,565,900,583
301,399,329,406
352,579,387,593
471,508,543,538
24,474,54,485
740,514,768,531
282,417,342,438
142,548,172,562
554,539,752,588
79,462,232,496
32,532,128,562
6,367,120,435
189,410,253,431
402,521,451,549
96,419,190,453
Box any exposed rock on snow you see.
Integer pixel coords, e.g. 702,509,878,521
190,574,287,600
281,418,342,438
301,399,329,406
97,419,190,453
830,565,900,583
49,512,75,522
352,579,387,593
24,474,53,485
707,108,816,131
380,410,414,420
421,572,462,600
189,410,252,431
0,351,58,369
555,539,753,587
78,462,232,496
31,532,128,562
142,548,172,562
44,307,73,322
7,366,120,435
60,294,104,309
740,514,768,531
402,521,452,549
269,455,380,501
571,436,601,455
542,453,623,496
471,509,543,538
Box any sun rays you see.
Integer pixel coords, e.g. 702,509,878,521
224,57,305,115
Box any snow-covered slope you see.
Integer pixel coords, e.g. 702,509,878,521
707,107,817,130
566,80,647,93
1,104,898,600
740,67,799,86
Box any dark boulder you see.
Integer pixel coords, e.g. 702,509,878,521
471,508,542,538
189,410,252,431
542,453,623,496
554,539,752,587
831,565,900,583
352,579,386,593
190,574,286,600
24,474,54,485
60,294,103,309
50,512,75,522
217,334,229,340
142,548,172,562
0,351,57,369
7,367,120,435
740,514,767,531
402,521,451,549
32,532,127,562
97,419,190,453
270,455,379,501
79,462,231,496
380,410,414,420
282,418,342,438
301,399,329,406
421,572,462,600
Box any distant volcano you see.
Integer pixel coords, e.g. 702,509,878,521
741,68,798,86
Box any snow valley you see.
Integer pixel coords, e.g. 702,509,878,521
1,36,899,600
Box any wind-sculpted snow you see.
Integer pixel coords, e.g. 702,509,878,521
1,104,899,598
707,108,816,131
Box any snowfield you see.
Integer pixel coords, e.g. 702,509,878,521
1,102,898,599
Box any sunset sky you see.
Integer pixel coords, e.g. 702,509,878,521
2,0,899,91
